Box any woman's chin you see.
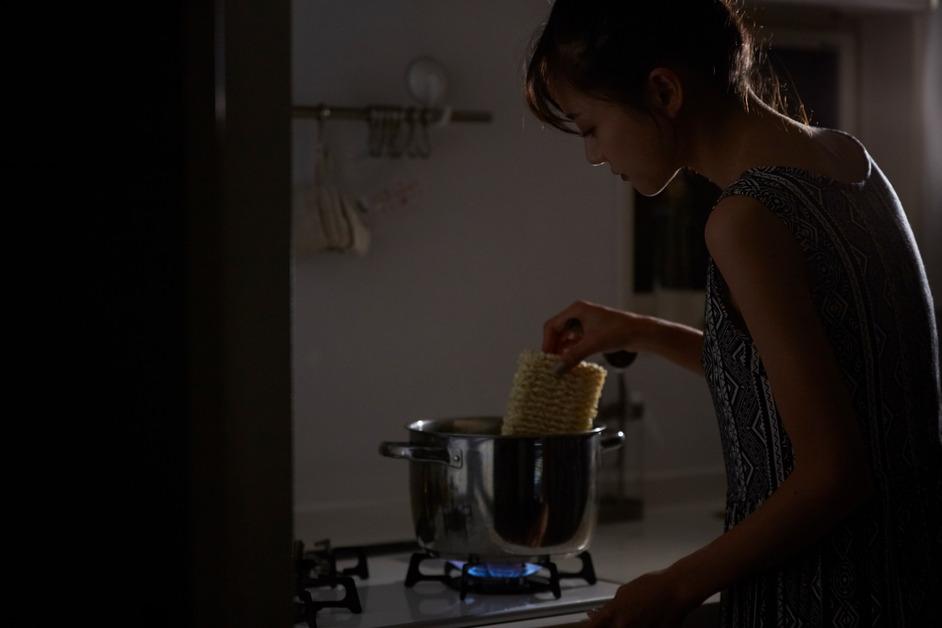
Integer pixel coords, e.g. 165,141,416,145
634,169,682,197
633,180,668,198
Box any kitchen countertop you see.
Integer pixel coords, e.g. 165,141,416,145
484,499,726,627
591,499,725,594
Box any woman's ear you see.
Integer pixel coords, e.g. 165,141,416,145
645,67,683,119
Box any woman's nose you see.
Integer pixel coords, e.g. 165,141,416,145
584,140,606,167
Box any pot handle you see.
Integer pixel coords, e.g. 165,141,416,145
600,430,625,452
379,442,463,468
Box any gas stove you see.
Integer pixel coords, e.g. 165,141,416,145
295,539,621,627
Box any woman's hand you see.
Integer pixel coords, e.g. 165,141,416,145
582,569,697,628
543,300,648,372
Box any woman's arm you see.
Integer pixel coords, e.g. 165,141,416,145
542,304,705,376
668,194,874,607
632,315,704,376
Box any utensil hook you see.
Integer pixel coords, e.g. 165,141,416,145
403,108,418,158
367,107,385,158
414,109,431,159
387,109,405,158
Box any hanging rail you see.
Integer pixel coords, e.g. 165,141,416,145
292,103,493,124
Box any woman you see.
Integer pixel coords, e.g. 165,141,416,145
526,1,941,627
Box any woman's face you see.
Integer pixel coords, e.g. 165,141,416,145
550,79,681,197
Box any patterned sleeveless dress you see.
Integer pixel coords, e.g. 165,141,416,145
701,130,942,627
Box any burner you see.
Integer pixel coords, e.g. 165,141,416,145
405,550,597,600
449,561,543,579
294,540,368,628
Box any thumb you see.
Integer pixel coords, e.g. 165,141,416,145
554,340,593,376
584,603,616,627
554,341,589,375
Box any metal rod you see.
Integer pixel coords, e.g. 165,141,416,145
292,103,492,124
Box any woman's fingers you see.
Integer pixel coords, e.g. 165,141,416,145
541,316,563,353
556,338,594,375
583,602,616,627
543,300,634,373
542,303,583,353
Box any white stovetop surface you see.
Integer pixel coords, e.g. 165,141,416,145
307,500,724,628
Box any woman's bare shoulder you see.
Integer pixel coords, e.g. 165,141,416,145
809,127,870,185
705,194,786,258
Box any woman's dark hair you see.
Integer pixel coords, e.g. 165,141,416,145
525,0,807,133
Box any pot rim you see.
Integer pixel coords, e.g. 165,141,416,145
405,415,606,440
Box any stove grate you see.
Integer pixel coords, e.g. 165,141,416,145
293,540,367,628
404,550,597,601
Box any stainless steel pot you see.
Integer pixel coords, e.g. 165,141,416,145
379,416,624,561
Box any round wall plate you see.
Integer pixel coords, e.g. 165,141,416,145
406,56,449,107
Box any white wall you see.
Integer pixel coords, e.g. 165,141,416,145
856,7,940,314
923,6,942,296
858,13,926,236
291,0,723,544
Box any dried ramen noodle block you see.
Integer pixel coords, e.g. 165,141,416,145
501,350,607,436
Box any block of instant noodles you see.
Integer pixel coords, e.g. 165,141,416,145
501,350,607,436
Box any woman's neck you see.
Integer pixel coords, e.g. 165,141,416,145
681,90,811,190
